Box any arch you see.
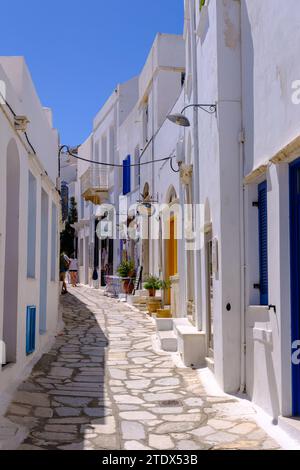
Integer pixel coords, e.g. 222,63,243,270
142,182,150,200
165,185,178,205
3,139,20,364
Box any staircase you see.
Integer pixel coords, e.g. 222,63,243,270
155,316,206,368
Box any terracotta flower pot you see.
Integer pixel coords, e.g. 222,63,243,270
148,288,156,297
123,279,134,294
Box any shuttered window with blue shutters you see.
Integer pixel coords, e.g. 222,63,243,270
26,306,36,355
258,181,269,305
123,155,131,195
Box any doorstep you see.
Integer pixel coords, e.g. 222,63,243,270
157,330,178,352
173,319,206,369
278,416,300,443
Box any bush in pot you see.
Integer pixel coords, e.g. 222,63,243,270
144,276,172,297
117,260,135,294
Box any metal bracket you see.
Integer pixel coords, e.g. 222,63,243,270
269,305,277,314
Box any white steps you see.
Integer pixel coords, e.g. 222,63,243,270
156,318,173,331
174,319,206,368
205,356,215,373
157,330,178,352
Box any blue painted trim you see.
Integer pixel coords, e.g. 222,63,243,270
123,155,131,195
258,181,269,306
290,158,300,416
26,306,36,355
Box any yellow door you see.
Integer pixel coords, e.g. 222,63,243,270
166,216,178,305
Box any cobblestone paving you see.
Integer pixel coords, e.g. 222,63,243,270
4,287,280,450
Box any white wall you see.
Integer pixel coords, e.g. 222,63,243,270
241,0,300,418
0,59,60,396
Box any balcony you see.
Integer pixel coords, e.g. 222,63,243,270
81,166,110,205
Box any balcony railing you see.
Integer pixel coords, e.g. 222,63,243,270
80,166,110,205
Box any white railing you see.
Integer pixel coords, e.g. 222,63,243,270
80,166,110,195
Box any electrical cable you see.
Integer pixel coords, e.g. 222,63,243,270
0,89,37,155
170,158,181,173
67,148,175,168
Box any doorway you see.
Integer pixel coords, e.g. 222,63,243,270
290,158,300,416
206,230,214,357
165,215,178,305
3,140,20,364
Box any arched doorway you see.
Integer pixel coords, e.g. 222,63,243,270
3,139,20,365
204,199,214,357
164,186,179,307
141,183,150,278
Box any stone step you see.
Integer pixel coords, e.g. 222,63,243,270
157,331,178,352
155,309,172,319
205,356,215,373
173,319,206,368
278,416,300,443
155,318,173,332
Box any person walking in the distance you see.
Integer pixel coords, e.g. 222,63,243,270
69,254,79,287
60,252,70,295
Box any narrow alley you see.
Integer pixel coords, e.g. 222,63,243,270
2,287,279,451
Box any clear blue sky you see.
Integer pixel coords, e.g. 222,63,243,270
0,0,184,146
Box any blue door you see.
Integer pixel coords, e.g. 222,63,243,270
290,158,300,416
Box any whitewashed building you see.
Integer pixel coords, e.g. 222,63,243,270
70,0,300,434
0,57,60,403
177,0,300,433
75,77,139,286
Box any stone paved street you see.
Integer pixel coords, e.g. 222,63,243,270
3,287,280,450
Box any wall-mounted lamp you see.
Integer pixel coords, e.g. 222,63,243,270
167,103,217,127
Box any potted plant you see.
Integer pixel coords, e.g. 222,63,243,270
144,276,172,297
117,260,135,294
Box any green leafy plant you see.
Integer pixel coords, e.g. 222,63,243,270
200,0,206,11
117,260,135,278
144,276,172,291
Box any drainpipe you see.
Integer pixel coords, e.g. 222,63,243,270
239,130,246,393
238,1,246,394
189,0,203,331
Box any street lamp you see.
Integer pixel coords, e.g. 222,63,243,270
167,103,217,127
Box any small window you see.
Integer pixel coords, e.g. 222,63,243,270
26,306,36,355
258,181,268,305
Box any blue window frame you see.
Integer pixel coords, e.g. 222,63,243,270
123,155,131,195
290,158,300,416
258,181,269,305
26,306,36,355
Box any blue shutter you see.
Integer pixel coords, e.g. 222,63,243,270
258,181,269,305
26,306,36,355
123,155,131,195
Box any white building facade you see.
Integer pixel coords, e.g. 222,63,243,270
71,0,300,432
0,57,60,402
184,0,300,428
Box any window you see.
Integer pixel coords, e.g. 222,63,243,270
27,171,37,278
51,203,57,281
134,146,140,189
26,306,36,355
258,181,268,305
123,155,131,195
